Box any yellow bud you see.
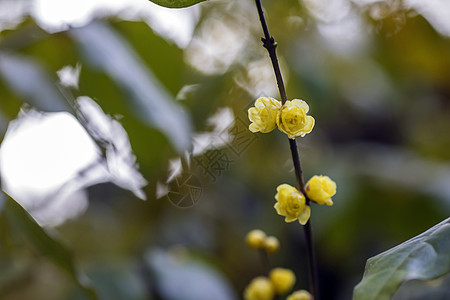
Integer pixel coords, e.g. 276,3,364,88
276,99,315,139
287,290,313,300
305,175,336,206
263,236,280,254
246,229,267,250
274,184,310,224
244,276,274,300
269,268,296,294
248,97,282,133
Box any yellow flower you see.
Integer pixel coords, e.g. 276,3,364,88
287,290,313,300
246,229,267,250
277,99,315,139
263,236,280,254
305,175,336,206
244,277,274,300
269,268,296,294
274,184,311,225
248,97,282,133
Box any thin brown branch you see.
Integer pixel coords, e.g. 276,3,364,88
253,1,320,298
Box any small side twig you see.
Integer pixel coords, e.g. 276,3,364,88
254,1,320,299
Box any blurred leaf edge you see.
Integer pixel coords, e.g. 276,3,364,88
148,0,207,8
1,191,98,300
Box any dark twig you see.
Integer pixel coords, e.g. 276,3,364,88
255,0,287,105
254,1,320,299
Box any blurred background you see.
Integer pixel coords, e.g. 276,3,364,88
0,0,449,299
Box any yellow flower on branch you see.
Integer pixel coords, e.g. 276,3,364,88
246,229,267,250
269,268,296,294
305,175,336,206
274,184,311,225
287,290,313,300
243,276,274,300
276,99,315,139
248,97,282,133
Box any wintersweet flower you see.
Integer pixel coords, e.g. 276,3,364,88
263,236,280,254
244,277,274,300
305,175,336,206
246,229,267,250
269,268,296,294
287,290,313,300
277,99,315,139
248,97,282,133
274,184,311,225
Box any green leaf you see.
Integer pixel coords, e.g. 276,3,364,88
148,0,207,8
353,218,450,300
392,273,450,300
70,21,192,152
2,192,98,300
0,53,72,113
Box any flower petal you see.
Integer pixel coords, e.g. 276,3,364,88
303,116,315,134
298,205,311,225
291,99,310,113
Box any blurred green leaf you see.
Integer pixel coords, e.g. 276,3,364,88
146,249,238,300
0,53,71,113
148,0,207,8
353,218,450,300
70,21,192,152
2,192,98,300
113,21,186,95
68,263,147,300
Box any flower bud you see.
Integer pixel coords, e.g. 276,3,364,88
287,290,313,300
269,268,296,294
244,276,274,300
263,236,280,254
246,229,267,250
305,175,336,206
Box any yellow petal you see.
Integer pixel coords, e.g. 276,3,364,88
249,123,260,133
290,99,310,113
298,205,311,225
302,116,315,134
284,216,298,223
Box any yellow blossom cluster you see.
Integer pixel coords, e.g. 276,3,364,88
247,96,338,225
248,97,314,139
246,229,280,254
274,176,337,225
243,268,296,300
243,230,313,300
